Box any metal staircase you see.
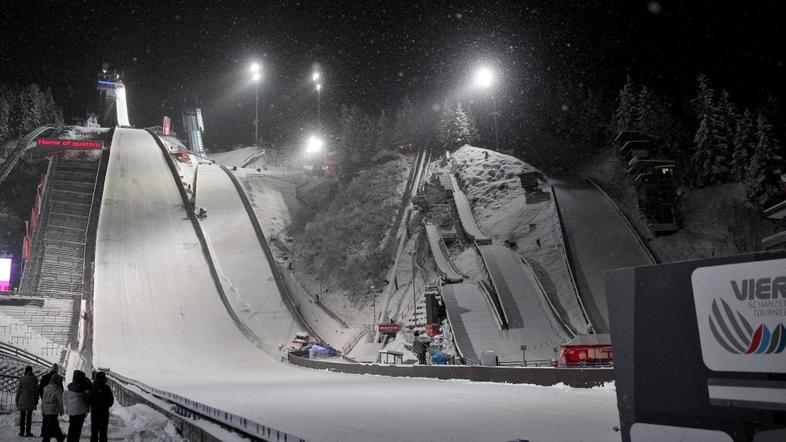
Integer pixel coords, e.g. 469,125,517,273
19,158,101,298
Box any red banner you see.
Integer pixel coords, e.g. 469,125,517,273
377,323,401,334
37,139,103,149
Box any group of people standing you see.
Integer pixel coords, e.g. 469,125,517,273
15,363,115,442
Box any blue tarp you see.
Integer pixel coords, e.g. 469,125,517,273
428,347,448,365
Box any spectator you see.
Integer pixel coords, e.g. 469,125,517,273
412,331,430,365
64,370,92,442
90,371,114,442
15,365,38,437
39,363,60,437
41,373,65,442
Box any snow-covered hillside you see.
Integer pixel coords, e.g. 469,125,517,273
443,145,590,334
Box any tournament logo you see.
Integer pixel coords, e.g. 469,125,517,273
709,298,786,354
692,259,786,373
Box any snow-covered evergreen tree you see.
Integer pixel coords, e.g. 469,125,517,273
0,84,13,143
731,108,755,181
745,112,784,208
611,75,637,136
691,74,728,186
634,86,658,136
438,102,476,148
15,84,45,134
716,90,738,170
42,88,63,126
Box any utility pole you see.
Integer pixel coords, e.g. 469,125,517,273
411,249,417,322
254,80,259,146
491,95,500,151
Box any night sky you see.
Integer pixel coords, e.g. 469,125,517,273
2,1,784,149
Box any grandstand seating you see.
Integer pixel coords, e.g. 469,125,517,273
20,158,100,298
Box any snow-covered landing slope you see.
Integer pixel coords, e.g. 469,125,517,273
93,128,270,384
552,179,655,332
92,129,619,441
195,164,300,352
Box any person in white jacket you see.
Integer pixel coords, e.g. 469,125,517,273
64,370,92,442
41,373,65,442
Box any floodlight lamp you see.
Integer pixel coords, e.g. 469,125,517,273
474,67,494,89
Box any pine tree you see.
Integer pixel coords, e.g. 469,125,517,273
0,83,13,143
691,74,727,186
611,75,637,136
635,86,658,136
731,109,755,181
745,112,784,208
715,90,738,174
437,101,456,148
454,103,477,145
42,88,63,126
15,84,44,134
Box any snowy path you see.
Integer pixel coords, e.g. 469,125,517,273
92,129,619,441
552,179,655,332
195,164,301,353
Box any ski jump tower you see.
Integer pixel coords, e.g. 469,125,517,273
182,101,206,156
97,63,130,127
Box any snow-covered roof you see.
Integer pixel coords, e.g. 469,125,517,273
564,333,611,347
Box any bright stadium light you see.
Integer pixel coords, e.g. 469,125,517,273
251,71,261,82
250,62,261,74
474,66,494,89
316,83,322,92
305,135,324,154
312,71,320,82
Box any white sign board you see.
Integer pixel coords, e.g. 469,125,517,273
691,258,786,373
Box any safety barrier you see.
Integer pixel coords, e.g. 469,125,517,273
287,351,614,388
0,125,56,188
0,341,53,369
105,369,308,442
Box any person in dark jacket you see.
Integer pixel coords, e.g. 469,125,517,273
41,373,65,442
89,372,114,442
412,331,429,365
15,365,38,437
64,370,92,442
39,363,60,437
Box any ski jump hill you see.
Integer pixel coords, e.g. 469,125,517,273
552,179,655,332
431,170,571,363
86,128,617,441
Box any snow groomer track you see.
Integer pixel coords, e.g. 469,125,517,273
88,128,619,441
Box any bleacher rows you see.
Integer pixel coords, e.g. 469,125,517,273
0,298,78,348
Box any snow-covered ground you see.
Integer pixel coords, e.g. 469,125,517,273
88,129,620,441
0,403,183,441
209,146,261,168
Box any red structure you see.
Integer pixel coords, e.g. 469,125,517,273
559,334,613,367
